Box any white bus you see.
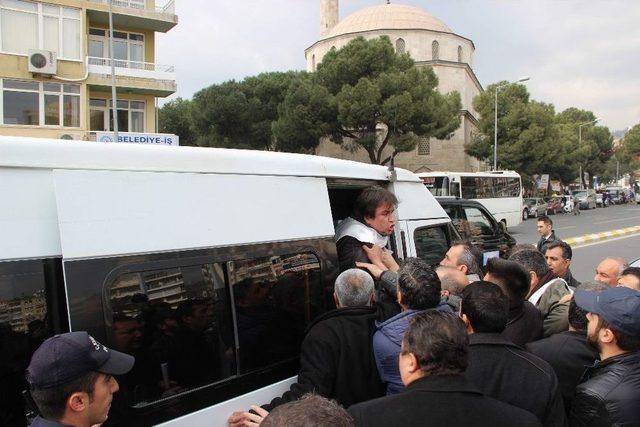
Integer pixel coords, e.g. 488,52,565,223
417,171,523,227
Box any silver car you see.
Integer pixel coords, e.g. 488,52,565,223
571,189,597,210
524,197,549,218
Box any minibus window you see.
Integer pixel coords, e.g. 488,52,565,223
229,252,323,374
107,263,235,407
414,226,449,265
101,247,327,412
0,259,58,426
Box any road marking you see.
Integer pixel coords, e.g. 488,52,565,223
564,225,640,246
555,225,577,230
572,233,640,249
593,216,640,225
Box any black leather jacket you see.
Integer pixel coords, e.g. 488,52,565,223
570,351,640,426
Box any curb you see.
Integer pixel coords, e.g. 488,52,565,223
565,225,640,247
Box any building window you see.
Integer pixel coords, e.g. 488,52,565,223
89,28,145,68
90,98,145,132
458,45,463,62
1,79,80,126
417,137,430,155
312,54,315,71
0,0,81,60
395,38,405,54
432,40,439,60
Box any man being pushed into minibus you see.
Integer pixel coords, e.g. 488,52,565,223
334,186,398,273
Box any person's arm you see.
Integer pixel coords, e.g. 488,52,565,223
336,237,370,271
542,377,566,427
362,245,400,272
542,301,569,337
538,283,571,337
261,328,336,411
228,406,269,427
569,389,608,427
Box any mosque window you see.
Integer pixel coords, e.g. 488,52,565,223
432,40,439,60
312,54,316,71
418,137,430,155
396,38,405,54
458,46,463,62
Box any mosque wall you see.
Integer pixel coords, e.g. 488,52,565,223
305,29,474,72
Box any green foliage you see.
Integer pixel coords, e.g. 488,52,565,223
315,36,413,95
274,37,461,164
622,124,640,169
467,82,556,179
190,71,304,150
158,98,196,146
272,77,338,153
466,84,614,187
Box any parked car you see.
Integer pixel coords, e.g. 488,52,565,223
572,189,597,209
560,195,574,213
596,192,603,207
524,197,549,218
605,187,623,204
543,196,563,215
438,198,516,258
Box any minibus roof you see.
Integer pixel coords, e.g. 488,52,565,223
0,136,420,182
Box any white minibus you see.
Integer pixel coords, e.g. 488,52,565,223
0,136,457,426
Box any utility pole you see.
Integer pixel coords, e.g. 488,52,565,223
577,118,600,189
108,0,119,142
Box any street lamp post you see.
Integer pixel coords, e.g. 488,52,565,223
577,118,600,189
493,76,530,171
108,0,119,142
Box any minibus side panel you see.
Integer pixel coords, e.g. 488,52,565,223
0,169,61,260
52,170,335,260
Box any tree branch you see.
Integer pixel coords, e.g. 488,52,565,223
380,149,399,166
376,128,391,164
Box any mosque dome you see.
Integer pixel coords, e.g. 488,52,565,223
323,3,452,39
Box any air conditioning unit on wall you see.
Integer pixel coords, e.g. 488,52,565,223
28,49,57,75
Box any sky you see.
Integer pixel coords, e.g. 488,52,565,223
156,0,640,131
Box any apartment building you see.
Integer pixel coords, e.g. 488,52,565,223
0,0,177,141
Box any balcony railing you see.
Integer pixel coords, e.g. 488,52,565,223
88,0,175,15
88,56,175,81
89,56,174,72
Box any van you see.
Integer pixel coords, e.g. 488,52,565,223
0,137,455,427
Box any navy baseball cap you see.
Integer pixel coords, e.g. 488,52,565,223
574,286,640,337
27,331,134,389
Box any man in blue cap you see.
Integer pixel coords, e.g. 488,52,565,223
26,331,134,427
570,287,640,426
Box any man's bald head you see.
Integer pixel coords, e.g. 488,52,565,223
436,266,469,296
594,257,629,287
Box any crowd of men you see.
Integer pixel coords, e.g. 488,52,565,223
23,186,640,427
